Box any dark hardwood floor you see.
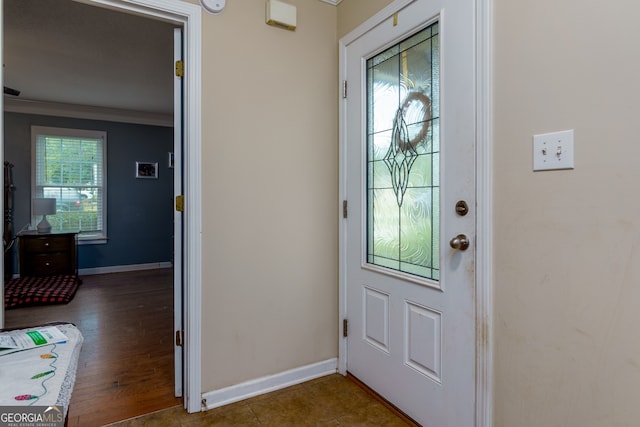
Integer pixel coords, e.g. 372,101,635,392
4,268,181,427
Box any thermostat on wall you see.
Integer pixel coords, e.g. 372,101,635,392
266,0,297,31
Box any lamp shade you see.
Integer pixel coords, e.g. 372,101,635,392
34,198,57,215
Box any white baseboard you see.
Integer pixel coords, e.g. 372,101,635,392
11,262,172,279
78,262,172,276
201,358,338,410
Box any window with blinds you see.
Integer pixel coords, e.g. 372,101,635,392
31,126,107,240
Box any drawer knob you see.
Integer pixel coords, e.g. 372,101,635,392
44,242,50,247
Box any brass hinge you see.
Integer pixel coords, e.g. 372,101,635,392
343,319,348,337
342,80,347,99
342,200,348,218
175,60,185,77
176,195,184,212
175,330,183,347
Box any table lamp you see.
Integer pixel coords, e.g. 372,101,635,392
34,198,56,233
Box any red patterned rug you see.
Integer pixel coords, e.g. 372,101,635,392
4,275,80,309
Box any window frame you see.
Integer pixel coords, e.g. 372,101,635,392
31,125,108,243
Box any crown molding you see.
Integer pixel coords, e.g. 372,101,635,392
3,97,173,127
318,0,342,5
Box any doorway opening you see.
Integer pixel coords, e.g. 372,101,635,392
0,0,203,415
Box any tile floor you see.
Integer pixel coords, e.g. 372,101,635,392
106,374,412,426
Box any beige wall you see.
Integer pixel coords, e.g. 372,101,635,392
197,0,338,390
494,0,640,425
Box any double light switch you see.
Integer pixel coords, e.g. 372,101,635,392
532,129,574,171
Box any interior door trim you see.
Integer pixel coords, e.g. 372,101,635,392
337,0,494,426
475,0,494,425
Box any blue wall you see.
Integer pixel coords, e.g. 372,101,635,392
4,112,174,271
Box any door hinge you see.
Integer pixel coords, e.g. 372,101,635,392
342,200,348,218
342,80,347,99
175,330,184,347
176,195,184,212
343,319,348,337
175,60,185,77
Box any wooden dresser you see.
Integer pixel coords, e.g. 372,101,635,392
18,231,78,277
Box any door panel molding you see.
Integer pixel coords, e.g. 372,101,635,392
363,286,390,352
404,301,442,383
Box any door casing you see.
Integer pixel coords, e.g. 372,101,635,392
173,26,184,399
337,0,494,425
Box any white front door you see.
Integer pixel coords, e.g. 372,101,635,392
341,0,476,425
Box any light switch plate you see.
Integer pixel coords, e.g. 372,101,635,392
533,129,574,171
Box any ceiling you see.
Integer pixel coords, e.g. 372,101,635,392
3,0,176,118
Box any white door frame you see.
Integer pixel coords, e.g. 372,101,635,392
173,26,184,399
337,0,493,425
0,0,203,414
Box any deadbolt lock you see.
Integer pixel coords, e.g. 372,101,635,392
455,200,469,216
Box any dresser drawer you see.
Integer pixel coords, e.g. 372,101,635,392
21,236,72,253
23,253,71,276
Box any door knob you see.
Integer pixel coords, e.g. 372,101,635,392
449,234,470,251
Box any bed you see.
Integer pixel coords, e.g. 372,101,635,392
4,274,81,310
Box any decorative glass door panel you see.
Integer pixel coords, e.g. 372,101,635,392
366,23,440,281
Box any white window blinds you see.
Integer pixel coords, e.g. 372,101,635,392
32,126,107,240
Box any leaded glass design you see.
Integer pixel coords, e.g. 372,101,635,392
366,23,439,281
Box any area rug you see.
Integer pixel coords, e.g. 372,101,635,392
4,275,80,309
